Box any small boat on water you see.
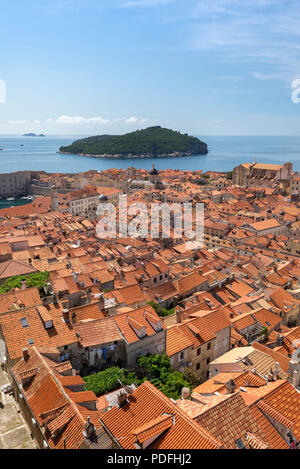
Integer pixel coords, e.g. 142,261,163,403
6,197,15,201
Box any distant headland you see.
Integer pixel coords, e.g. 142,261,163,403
23,133,46,137
58,126,208,159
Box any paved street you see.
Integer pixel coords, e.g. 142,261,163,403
0,367,37,449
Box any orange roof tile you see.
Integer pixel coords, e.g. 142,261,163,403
100,381,222,449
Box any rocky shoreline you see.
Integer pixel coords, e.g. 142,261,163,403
58,149,208,159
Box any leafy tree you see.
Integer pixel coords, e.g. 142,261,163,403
136,353,191,399
84,354,193,400
259,327,268,340
182,367,201,387
0,271,50,295
83,367,136,396
147,300,174,317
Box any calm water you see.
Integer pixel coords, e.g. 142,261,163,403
0,135,299,173
0,198,31,209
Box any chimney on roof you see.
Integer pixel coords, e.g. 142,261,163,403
82,417,96,440
176,309,184,324
225,379,236,394
87,289,92,304
117,389,128,407
291,370,299,388
274,362,279,380
181,387,190,400
22,348,29,361
98,294,105,310
62,309,70,323
62,300,69,310
276,334,284,347
288,346,300,388
21,279,26,290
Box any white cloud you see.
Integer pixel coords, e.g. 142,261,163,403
123,0,175,7
8,120,27,125
54,115,109,124
189,0,300,80
251,72,284,81
43,115,156,126
125,116,139,123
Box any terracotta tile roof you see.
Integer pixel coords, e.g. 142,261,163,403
0,287,41,314
145,280,178,302
245,432,270,449
252,342,290,373
193,372,244,395
174,270,207,296
193,392,269,449
18,367,39,381
112,284,147,307
270,287,300,312
46,404,75,435
250,405,289,449
51,361,73,374
56,375,85,388
69,303,106,324
0,259,37,279
239,380,287,407
233,371,267,388
258,380,300,440
166,326,194,356
36,305,53,323
251,308,282,332
0,303,78,360
189,307,231,334
113,305,165,344
257,400,295,429
177,393,230,419
278,327,300,356
132,414,174,445
75,317,122,347
30,374,69,425
12,346,111,449
100,381,222,449
225,280,254,298
231,312,257,331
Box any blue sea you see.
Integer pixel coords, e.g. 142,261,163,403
0,135,299,173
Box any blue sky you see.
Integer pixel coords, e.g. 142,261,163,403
1,0,300,135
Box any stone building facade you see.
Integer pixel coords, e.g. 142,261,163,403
233,162,292,188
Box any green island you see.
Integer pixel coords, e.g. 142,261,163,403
58,126,208,159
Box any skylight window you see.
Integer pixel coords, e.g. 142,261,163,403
20,318,28,328
28,338,34,345
266,321,271,326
